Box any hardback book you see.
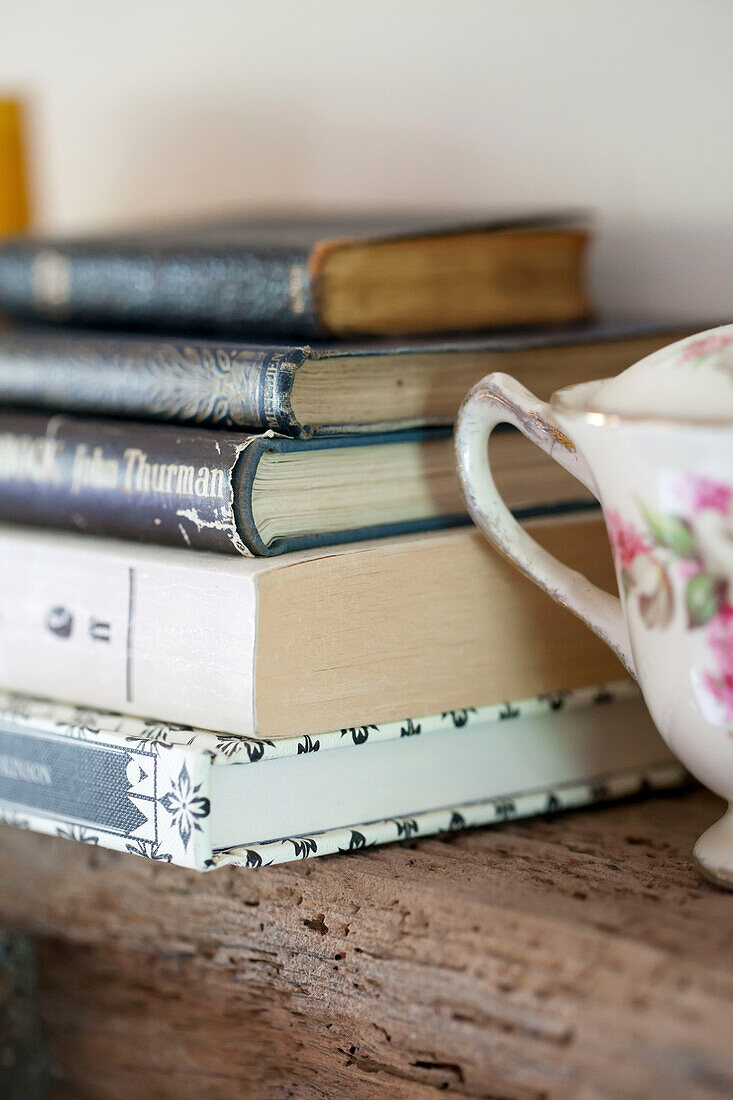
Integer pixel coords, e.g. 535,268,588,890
0,212,591,338
0,517,626,737
0,413,594,555
0,320,700,438
0,681,687,870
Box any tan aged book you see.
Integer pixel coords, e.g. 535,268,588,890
0,515,623,737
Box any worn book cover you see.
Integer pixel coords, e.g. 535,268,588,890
0,413,601,555
0,211,590,338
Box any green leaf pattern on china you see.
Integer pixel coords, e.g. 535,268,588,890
641,505,697,559
685,573,724,629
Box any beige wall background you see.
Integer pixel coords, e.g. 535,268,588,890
1,0,731,319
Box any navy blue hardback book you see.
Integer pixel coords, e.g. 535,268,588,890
0,211,590,338
0,319,700,439
0,413,599,555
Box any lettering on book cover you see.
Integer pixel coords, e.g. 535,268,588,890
0,432,227,501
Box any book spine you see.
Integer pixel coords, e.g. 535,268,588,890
0,330,308,436
0,720,213,870
0,240,322,338
0,526,260,735
0,413,258,554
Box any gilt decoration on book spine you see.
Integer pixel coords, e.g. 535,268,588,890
0,331,305,434
0,413,255,554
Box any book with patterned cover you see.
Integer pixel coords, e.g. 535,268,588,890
0,682,687,870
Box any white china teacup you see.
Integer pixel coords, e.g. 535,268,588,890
455,325,733,886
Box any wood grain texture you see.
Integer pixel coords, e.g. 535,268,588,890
0,790,731,1098
0,932,48,1099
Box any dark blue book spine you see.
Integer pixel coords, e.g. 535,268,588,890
0,240,320,337
0,415,474,556
0,413,252,554
0,331,308,435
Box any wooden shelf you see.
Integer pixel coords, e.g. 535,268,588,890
0,788,731,1098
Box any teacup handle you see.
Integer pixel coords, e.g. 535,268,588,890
455,372,636,678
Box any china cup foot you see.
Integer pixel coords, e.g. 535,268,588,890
693,805,733,890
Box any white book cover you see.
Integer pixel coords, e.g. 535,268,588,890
0,681,688,870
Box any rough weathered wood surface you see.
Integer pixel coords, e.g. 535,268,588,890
0,789,731,1099
0,932,48,1099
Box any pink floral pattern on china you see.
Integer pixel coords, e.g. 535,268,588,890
677,331,733,373
454,323,733,886
608,473,733,728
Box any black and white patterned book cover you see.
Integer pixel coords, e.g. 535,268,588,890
0,681,688,870
0,706,211,868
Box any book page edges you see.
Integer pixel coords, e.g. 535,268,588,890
309,229,590,337
254,515,625,737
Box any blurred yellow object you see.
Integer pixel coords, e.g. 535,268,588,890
0,99,30,234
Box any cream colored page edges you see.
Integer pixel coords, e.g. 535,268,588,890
290,335,687,428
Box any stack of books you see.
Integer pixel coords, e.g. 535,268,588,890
0,212,693,868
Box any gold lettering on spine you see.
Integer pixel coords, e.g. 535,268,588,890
70,445,119,494
194,467,210,496
262,358,282,430
0,433,64,483
164,464,177,494
175,466,195,495
123,448,150,492
0,436,228,500
122,448,140,491
208,468,225,499
32,250,71,314
150,463,163,494
122,448,225,499
288,264,307,314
